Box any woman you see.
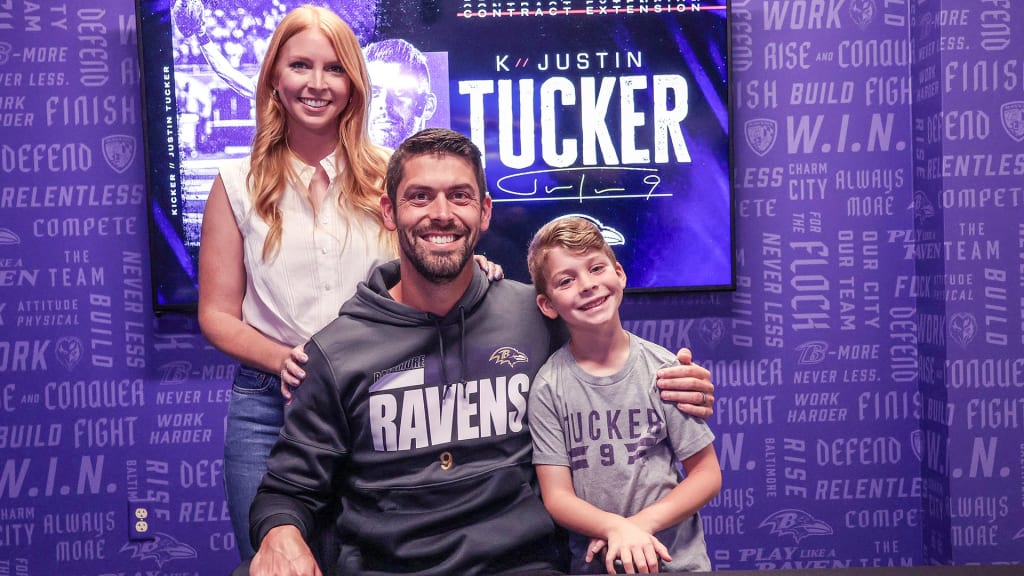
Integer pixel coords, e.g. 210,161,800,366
198,5,448,560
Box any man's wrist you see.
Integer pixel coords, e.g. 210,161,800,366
253,513,307,551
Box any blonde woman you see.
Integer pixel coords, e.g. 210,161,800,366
197,6,504,560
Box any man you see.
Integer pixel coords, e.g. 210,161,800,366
246,129,716,576
364,39,438,149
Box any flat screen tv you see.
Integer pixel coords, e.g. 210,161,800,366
137,0,733,312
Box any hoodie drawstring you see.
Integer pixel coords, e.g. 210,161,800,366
439,305,468,400
458,306,467,398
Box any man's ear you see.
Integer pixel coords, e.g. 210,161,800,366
479,192,492,233
380,194,397,231
536,293,559,320
615,262,627,288
420,92,437,122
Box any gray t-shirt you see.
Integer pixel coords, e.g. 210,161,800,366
529,333,715,573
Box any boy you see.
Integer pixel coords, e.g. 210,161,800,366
526,216,722,574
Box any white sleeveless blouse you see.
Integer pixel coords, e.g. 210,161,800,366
219,154,392,347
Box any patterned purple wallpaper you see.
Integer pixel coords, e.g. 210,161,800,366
0,0,1021,573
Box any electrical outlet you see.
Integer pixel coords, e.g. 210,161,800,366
128,500,157,541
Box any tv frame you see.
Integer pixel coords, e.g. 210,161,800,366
137,0,735,313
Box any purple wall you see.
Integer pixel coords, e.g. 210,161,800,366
0,0,1021,573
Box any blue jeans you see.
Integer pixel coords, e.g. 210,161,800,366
224,365,285,561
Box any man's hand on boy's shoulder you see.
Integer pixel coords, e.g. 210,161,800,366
657,348,715,419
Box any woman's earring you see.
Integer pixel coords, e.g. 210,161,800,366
272,89,280,100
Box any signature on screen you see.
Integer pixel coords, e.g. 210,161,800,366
493,166,669,203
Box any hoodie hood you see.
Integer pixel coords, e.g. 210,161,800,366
342,259,490,328
341,259,492,398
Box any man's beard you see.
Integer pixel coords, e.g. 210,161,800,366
399,225,475,283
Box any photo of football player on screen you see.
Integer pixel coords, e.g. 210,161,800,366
170,0,436,149
167,0,444,248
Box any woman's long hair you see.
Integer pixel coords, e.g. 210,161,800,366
248,5,394,259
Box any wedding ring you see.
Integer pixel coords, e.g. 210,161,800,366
700,392,707,406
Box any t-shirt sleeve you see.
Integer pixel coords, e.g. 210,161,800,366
527,362,570,467
644,347,715,463
666,407,715,463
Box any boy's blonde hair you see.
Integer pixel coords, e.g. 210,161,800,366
527,216,619,296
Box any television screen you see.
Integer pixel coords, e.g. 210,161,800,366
137,0,733,311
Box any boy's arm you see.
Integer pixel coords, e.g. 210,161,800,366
536,465,670,574
535,465,618,539
658,348,716,418
628,444,722,535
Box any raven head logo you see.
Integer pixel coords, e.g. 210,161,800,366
120,532,197,568
490,346,528,368
911,190,935,224
760,509,833,543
